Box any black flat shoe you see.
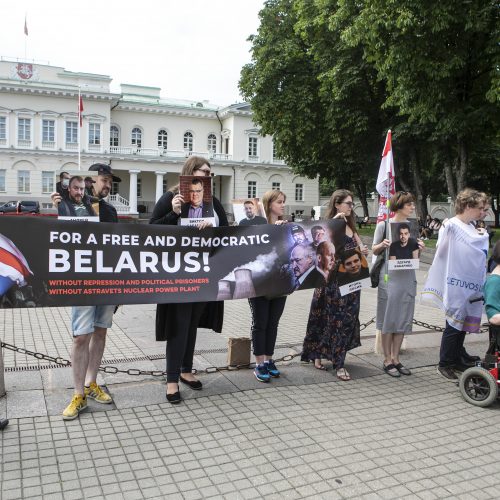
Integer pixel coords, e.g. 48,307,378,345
180,376,203,390
166,391,181,404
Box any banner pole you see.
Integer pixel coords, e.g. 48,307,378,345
78,87,81,171
0,341,5,398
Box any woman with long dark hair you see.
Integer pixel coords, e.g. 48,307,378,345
301,189,368,381
249,189,288,382
150,156,228,404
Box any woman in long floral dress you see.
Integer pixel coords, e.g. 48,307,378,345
301,189,368,381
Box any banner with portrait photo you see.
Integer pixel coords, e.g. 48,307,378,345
0,216,349,308
179,175,215,227
387,221,420,270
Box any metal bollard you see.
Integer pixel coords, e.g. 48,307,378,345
0,341,5,397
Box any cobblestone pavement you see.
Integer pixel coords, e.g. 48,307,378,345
1,263,499,499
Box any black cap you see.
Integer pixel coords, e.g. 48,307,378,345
291,224,305,234
89,163,121,182
84,176,95,183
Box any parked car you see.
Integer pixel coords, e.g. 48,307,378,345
0,200,40,214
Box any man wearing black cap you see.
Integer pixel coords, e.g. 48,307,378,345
51,163,121,420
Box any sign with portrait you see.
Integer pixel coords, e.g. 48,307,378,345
179,175,215,227
387,221,420,270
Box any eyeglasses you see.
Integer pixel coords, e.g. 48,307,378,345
341,201,354,207
189,189,203,194
195,168,211,176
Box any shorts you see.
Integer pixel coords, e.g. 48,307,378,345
71,305,115,336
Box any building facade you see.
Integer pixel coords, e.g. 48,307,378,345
0,59,319,217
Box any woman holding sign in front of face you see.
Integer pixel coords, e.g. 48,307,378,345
372,191,425,377
150,156,228,404
301,189,369,381
249,189,289,383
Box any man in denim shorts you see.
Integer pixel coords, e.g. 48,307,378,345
52,163,120,419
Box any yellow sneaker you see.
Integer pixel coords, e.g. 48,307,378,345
84,382,113,404
62,394,87,420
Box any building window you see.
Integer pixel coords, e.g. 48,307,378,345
42,119,55,146
247,180,257,198
207,133,217,153
110,125,119,147
131,127,142,148
18,118,31,145
89,123,101,145
295,183,304,202
111,181,119,196
137,178,142,198
18,170,30,193
66,121,78,144
158,129,168,149
41,171,54,194
272,182,281,191
272,142,282,162
0,169,5,191
0,117,6,145
184,131,193,152
248,136,258,161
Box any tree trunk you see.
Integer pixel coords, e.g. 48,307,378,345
409,147,428,221
353,180,369,218
443,144,456,201
492,194,499,227
456,137,468,193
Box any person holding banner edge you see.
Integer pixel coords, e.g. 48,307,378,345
150,156,228,404
301,189,368,381
51,163,120,420
372,191,424,377
249,189,288,382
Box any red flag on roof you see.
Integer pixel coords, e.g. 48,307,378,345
78,95,84,127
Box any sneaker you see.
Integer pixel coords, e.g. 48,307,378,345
62,394,88,420
265,360,280,378
84,382,113,404
437,365,458,380
254,364,271,383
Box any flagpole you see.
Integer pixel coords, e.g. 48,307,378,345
24,14,28,61
78,87,81,170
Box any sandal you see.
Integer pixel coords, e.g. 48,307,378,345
314,361,327,371
383,363,401,377
336,368,351,381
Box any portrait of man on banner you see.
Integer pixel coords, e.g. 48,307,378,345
232,198,267,226
179,175,215,227
388,221,420,270
337,248,371,294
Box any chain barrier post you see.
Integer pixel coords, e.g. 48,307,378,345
0,340,6,398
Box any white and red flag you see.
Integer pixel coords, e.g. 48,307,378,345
24,15,28,36
78,95,84,127
375,130,395,222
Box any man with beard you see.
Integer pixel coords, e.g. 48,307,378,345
238,200,267,226
389,223,419,260
51,163,120,420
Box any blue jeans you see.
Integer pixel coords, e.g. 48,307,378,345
439,321,466,367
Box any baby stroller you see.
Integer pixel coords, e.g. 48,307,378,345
459,324,500,407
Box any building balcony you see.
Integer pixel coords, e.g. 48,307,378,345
42,141,56,149
65,142,78,150
108,146,234,162
17,139,32,148
247,155,260,163
88,144,101,152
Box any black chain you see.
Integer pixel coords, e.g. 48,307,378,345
0,315,488,376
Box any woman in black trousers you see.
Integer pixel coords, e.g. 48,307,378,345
249,190,288,382
150,156,228,403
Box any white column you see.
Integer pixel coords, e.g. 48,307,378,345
128,169,140,215
155,171,165,202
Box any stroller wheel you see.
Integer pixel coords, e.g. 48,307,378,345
459,367,498,407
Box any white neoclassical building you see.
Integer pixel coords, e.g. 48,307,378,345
0,58,319,218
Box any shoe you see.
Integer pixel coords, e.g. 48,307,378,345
84,382,113,404
394,363,411,376
452,363,470,373
383,363,401,377
265,360,280,378
437,365,458,380
0,418,9,430
62,395,88,420
336,368,351,381
179,376,203,390
254,363,271,383
166,391,181,404
460,358,476,368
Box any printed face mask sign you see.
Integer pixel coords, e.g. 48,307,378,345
179,175,215,227
388,221,420,270
232,198,267,226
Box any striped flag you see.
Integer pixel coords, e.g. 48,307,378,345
24,15,28,36
375,130,395,222
78,95,84,127
0,234,33,295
